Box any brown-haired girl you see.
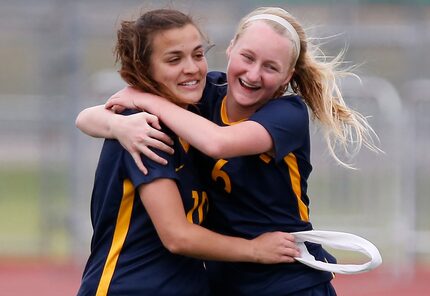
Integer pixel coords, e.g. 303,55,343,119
76,8,299,296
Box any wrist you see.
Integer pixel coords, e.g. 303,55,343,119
134,94,164,118
108,113,122,139
248,238,261,263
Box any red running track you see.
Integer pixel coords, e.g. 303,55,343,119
1,259,429,295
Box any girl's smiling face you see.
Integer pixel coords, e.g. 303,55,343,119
150,24,208,105
226,21,295,116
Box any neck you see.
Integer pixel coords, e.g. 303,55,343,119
224,95,256,123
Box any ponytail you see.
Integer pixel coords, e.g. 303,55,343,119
292,42,381,167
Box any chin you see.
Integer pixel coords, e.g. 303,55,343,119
179,95,201,105
187,97,202,104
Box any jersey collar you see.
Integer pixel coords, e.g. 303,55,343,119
220,96,247,126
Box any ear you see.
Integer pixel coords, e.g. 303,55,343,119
283,67,295,85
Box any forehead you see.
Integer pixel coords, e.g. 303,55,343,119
236,21,293,64
151,24,202,54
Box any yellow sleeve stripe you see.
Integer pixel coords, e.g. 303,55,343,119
284,153,309,222
179,137,190,152
259,153,272,164
96,179,135,296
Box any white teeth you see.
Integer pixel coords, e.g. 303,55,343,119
239,78,260,89
180,80,198,86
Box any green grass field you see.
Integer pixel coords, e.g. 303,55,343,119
0,167,70,258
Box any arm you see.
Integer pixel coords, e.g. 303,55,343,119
75,105,121,138
139,178,299,263
76,104,174,173
152,101,273,159
106,89,273,159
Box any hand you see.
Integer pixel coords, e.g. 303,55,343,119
105,86,140,113
111,112,174,174
251,231,300,264
106,86,165,117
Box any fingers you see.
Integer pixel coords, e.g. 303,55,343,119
282,233,301,257
105,97,119,109
144,113,162,130
284,232,296,242
282,244,300,258
139,146,169,165
144,137,174,155
131,152,148,175
111,105,126,114
148,129,175,147
142,113,174,146
279,255,296,264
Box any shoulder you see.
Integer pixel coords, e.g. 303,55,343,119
264,95,307,111
206,71,227,84
252,95,309,126
203,71,227,96
249,95,310,160
198,71,227,115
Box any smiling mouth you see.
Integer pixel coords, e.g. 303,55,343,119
239,78,261,90
178,80,199,87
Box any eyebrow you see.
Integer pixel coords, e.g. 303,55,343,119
242,48,282,67
164,44,204,56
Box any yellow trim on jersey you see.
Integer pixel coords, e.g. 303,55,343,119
259,153,272,164
284,153,309,222
96,179,135,296
179,137,190,152
220,96,247,125
220,97,272,165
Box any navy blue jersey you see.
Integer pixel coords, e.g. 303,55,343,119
77,111,209,296
197,72,335,295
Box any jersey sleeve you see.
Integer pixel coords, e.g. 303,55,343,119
249,96,309,162
123,146,178,189
120,110,179,188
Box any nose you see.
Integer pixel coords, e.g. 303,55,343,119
183,57,199,74
246,64,261,83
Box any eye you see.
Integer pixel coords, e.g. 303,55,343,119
194,51,205,60
241,53,254,63
167,56,181,64
264,63,279,73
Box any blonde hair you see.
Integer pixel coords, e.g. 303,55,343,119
235,7,380,168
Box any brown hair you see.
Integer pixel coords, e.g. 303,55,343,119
115,9,204,104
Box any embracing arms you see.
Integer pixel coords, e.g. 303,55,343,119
76,105,174,173
76,87,275,172
139,178,299,263
105,87,274,159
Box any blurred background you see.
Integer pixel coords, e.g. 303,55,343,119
1,0,429,295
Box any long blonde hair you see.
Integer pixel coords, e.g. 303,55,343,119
236,7,380,167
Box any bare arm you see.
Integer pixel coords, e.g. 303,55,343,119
140,178,299,263
76,104,174,173
107,88,274,159
75,105,120,138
